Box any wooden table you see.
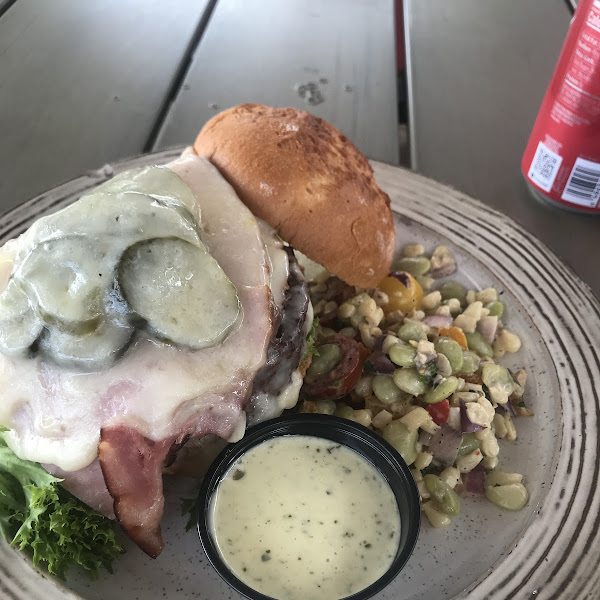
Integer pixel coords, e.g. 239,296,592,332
404,0,599,296
0,0,397,213
1,0,597,296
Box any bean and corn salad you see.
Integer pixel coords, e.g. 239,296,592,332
298,243,534,529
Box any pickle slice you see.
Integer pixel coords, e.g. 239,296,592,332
16,237,111,326
68,192,201,249
39,317,133,371
0,279,43,356
106,165,199,215
119,238,240,349
29,167,201,249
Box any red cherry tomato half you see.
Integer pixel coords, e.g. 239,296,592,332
426,398,450,425
303,334,368,400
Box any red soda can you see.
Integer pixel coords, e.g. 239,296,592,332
522,0,600,213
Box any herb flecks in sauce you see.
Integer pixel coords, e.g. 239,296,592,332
209,435,401,600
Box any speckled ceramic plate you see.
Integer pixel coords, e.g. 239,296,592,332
1,151,599,600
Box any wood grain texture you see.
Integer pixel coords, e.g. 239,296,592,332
154,0,399,164
404,0,599,296
0,0,210,213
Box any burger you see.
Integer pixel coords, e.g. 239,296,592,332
0,104,395,570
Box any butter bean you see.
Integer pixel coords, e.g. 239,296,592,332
424,376,459,404
486,483,529,510
389,343,417,367
424,474,460,516
393,368,429,396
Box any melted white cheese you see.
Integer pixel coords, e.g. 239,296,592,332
209,435,401,600
0,155,281,472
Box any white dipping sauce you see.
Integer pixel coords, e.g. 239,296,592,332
209,435,401,600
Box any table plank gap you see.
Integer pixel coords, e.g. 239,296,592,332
0,0,210,213
143,0,219,153
154,0,399,164
0,0,17,19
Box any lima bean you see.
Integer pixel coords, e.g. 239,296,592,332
481,363,513,390
398,321,426,342
486,301,505,318
439,281,467,306
317,327,337,341
372,374,402,405
458,350,480,374
393,368,429,396
383,420,418,465
481,363,514,404
306,343,341,379
424,376,459,404
416,275,435,292
394,256,431,277
389,343,417,367
457,433,480,458
424,474,460,516
486,483,529,510
435,338,464,373
464,331,493,357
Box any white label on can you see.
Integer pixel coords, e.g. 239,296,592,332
528,141,563,193
561,156,600,208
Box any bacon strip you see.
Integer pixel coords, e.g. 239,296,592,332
98,426,175,558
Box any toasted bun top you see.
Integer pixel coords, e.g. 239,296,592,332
193,103,395,289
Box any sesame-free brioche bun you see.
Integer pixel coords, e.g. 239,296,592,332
193,103,395,289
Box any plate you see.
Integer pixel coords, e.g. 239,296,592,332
1,150,599,600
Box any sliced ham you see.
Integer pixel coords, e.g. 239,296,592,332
98,426,176,558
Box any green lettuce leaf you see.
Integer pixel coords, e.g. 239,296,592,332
0,428,124,579
302,316,320,361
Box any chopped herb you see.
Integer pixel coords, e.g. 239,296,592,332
421,360,437,385
482,383,492,403
420,463,442,477
508,368,520,386
363,360,377,374
232,469,246,480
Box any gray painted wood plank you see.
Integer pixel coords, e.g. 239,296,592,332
155,0,399,164
405,0,600,296
0,0,210,213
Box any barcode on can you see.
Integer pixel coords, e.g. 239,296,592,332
561,156,600,208
528,141,563,192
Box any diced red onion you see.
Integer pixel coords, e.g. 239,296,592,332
423,314,453,329
372,335,385,352
428,424,462,467
476,316,498,345
459,398,486,433
463,464,486,495
366,351,396,375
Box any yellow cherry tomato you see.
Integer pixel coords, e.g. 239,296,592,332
379,272,423,314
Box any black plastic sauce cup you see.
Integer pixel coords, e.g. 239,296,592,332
197,413,421,600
